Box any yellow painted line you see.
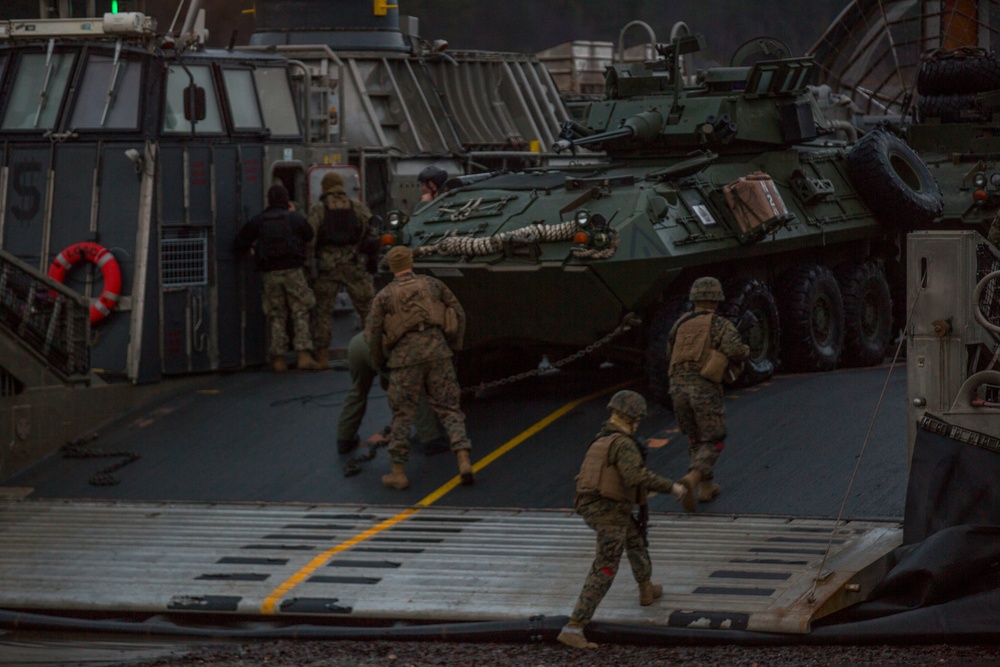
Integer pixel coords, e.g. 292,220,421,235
260,508,419,614
259,378,632,614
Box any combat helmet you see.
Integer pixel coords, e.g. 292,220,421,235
418,166,448,190
689,276,725,302
607,390,647,420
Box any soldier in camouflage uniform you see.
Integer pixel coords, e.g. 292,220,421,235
336,331,444,455
366,245,473,489
557,390,687,650
234,184,322,372
667,277,749,510
308,171,376,367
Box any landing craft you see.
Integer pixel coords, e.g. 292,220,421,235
0,0,998,656
384,25,944,394
0,0,571,477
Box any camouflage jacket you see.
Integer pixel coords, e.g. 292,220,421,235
575,420,675,520
306,191,374,273
666,311,749,381
366,272,466,370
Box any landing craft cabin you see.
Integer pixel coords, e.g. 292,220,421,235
0,10,347,390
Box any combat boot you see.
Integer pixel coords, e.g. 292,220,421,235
678,470,702,513
699,480,721,502
639,579,663,606
296,351,322,371
456,450,475,485
270,356,287,373
556,622,597,649
381,463,409,490
313,348,330,368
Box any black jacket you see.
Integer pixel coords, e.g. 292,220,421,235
234,207,314,272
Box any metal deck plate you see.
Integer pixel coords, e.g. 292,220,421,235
0,499,901,634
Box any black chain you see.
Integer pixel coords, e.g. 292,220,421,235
461,312,639,395
61,435,140,486
343,426,391,477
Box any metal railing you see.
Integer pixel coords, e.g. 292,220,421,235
0,249,90,381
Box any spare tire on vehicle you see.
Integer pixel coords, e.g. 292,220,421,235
918,93,981,123
917,52,1000,96
846,128,944,228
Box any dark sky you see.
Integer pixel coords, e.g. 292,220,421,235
2,1,847,60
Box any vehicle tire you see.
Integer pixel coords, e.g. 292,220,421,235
718,278,780,386
835,261,893,367
846,128,944,228
646,294,691,405
917,55,1000,96
777,264,844,372
917,93,980,123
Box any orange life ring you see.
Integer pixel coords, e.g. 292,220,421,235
47,242,123,324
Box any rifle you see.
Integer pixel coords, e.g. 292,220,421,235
632,436,650,547
359,215,384,274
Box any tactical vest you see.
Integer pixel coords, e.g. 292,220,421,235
668,312,715,377
382,275,446,348
575,433,636,504
257,210,302,267
317,195,364,247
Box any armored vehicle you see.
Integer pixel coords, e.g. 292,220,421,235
382,31,944,395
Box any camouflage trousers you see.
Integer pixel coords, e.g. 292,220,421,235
262,268,315,357
670,376,727,479
337,336,443,444
313,256,373,350
386,357,470,464
569,503,651,626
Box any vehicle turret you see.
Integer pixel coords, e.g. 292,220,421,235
553,32,819,158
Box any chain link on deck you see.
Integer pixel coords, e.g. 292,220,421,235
460,312,638,395
62,434,140,486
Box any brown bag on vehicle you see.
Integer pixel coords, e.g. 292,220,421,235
723,171,790,244
700,349,729,383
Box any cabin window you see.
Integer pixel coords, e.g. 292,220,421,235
253,67,300,137
222,68,263,131
162,64,224,134
161,227,209,287
2,51,76,131
70,53,142,130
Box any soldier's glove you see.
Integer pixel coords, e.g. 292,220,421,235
671,483,687,503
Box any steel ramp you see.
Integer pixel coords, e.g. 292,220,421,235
0,498,901,634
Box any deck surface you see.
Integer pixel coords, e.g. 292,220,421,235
0,498,901,634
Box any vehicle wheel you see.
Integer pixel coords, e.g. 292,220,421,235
777,264,844,372
917,93,981,123
718,278,779,386
646,295,691,405
835,261,893,367
846,127,944,228
917,55,1000,96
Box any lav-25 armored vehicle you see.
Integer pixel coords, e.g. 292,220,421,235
380,31,945,395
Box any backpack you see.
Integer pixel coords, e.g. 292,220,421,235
317,195,363,246
257,210,295,264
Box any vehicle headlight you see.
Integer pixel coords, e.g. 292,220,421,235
991,173,1000,187
387,211,408,228
974,172,988,188
575,209,591,229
